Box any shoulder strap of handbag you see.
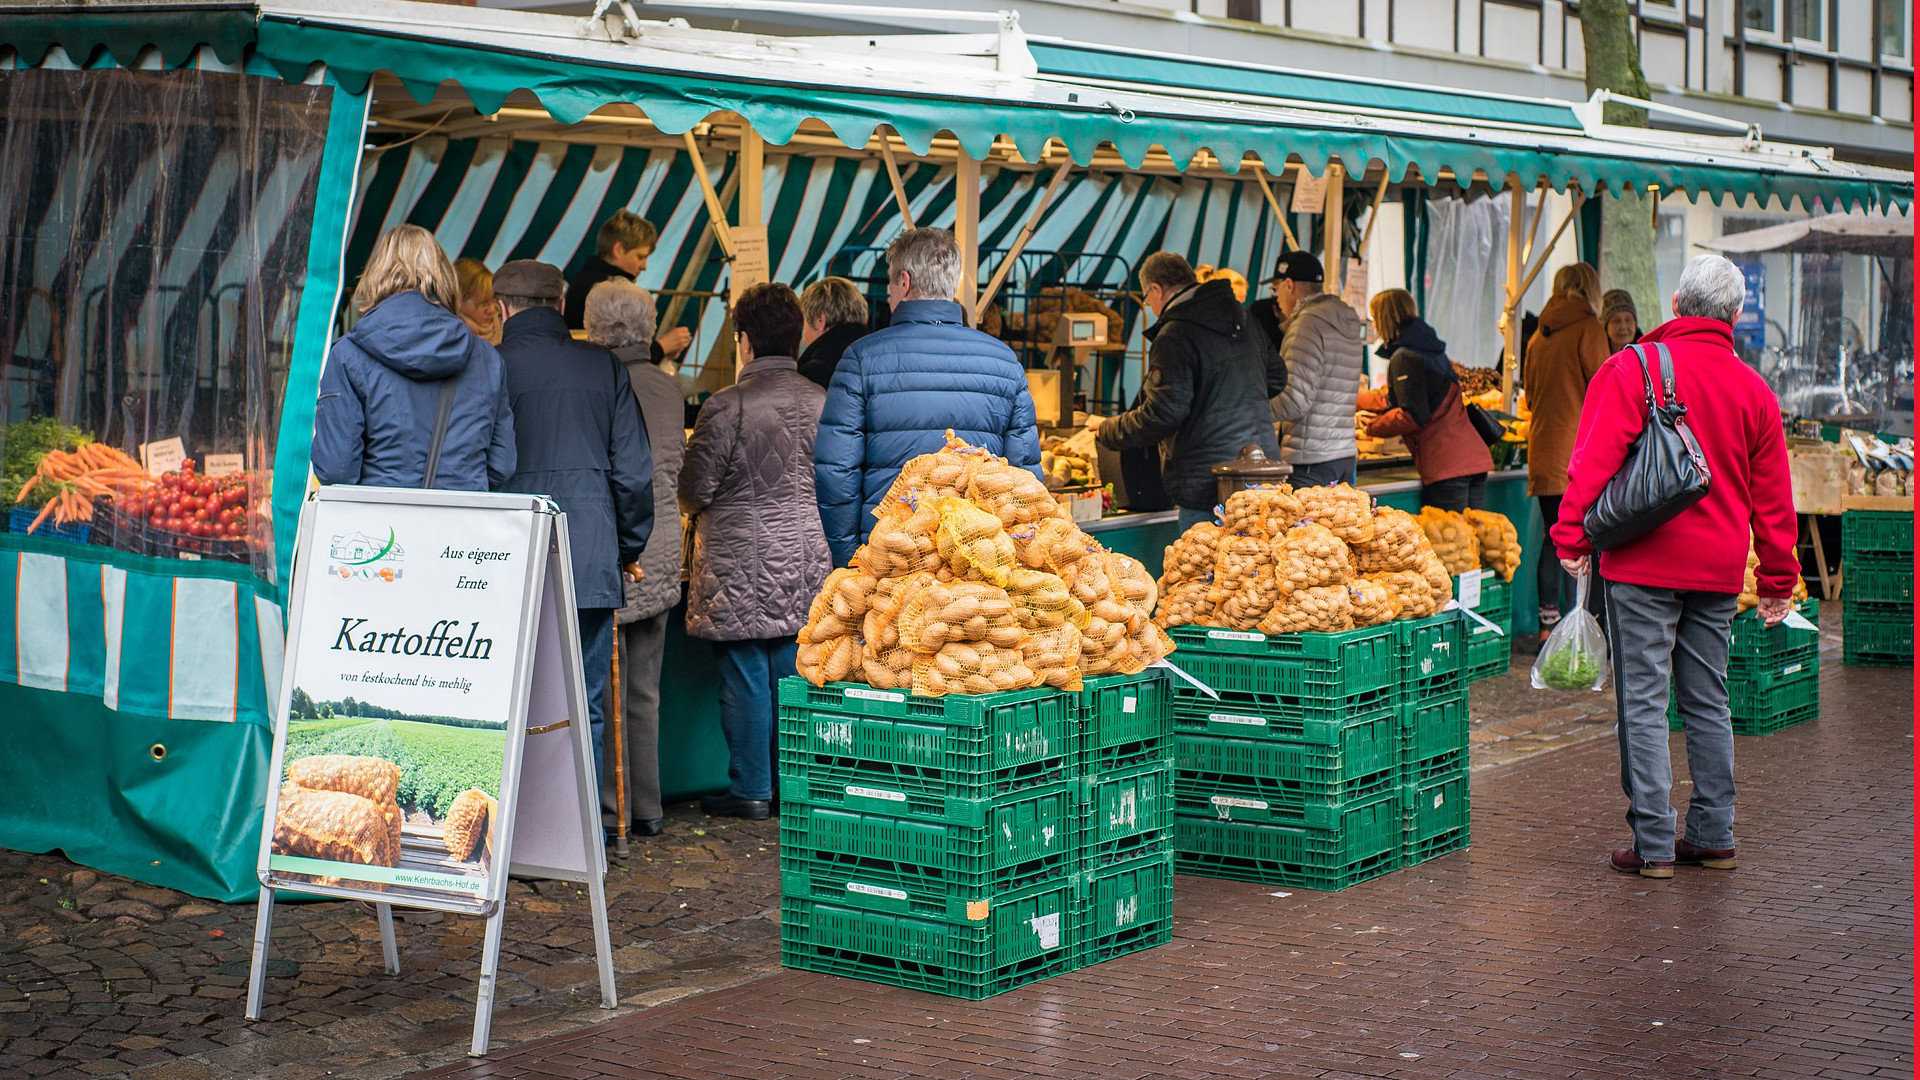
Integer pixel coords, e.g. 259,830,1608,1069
1628,344,1657,407
422,377,458,489
1651,342,1679,410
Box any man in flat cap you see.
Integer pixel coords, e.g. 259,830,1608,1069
494,260,654,811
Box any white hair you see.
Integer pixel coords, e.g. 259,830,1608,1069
1673,254,1746,325
885,227,963,302
582,279,657,350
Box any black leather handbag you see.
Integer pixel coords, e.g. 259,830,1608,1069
1583,343,1712,551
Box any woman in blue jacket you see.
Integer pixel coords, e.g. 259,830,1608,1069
311,226,516,490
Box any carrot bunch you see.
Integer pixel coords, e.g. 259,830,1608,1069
16,443,152,533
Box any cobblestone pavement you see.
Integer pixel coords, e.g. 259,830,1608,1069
1,625,1903,1080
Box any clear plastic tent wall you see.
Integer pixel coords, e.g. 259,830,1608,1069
0,65,333,583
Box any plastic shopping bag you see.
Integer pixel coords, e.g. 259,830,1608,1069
1531,571,1610,692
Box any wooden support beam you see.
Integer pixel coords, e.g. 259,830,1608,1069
1502,178,1524,405
976,157,1072,324
1513,191,1586,302
954,152,982,317
738,127,764,227
877,130,916,228
681,130,734,258
1519,178,1549,266
1250,164,1300,253
1322,161,1345,297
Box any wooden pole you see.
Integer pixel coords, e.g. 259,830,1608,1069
877,129,916,228
976,157,1072,324
1513,191,1587,301
609,631,626,856
739,127,764,227
1519,178,1548,266
1323,161,1345,296
1502,178,1524,405
681,130,735,258
954,151,982,318
1250,164,1301,252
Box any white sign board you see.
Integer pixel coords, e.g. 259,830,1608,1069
1290,170,1329,214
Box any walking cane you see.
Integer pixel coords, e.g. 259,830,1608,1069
610,631,628,856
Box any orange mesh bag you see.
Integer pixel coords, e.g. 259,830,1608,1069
1257,584,1354,634
1369,569,1438,619
287,754,400,805
933,497,1017,586
1004,567,1088,631
1162,521,1224,585
875,431,993,517
273,786,396,871
861,572,930,655
1154,577,1214,629
856,498,942,577
1295,484,1375,544
1221,486,1304,538
860,642,920,691
1085,614,1173,676
911,640,1042,697
1415,506,1480,576
897,580,1025,654
1347,577,1402,628
1461,509,1522,582
1010,516,1098,576
1270,522,1353,593
1350,506,1426,574
1206,535,1271,607
442,789,495,862
967,460,1065,528
1105,553,1159,620
801,568,879,644
1416,549,1455,606
798,634,865,686
1218,569,1284,630
1022,623,1085,691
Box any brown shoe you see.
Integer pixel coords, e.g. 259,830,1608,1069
1610,847,1675,879
1674,838,1737,869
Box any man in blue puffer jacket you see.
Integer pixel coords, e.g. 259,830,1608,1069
814,228,1042,564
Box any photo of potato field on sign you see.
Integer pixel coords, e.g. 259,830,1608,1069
266,688,506,900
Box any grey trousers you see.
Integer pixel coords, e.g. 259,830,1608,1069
602,611,667,824
1604,580,1740,861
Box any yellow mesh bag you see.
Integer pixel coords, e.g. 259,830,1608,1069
856,498,942,577
442,789,495,862
1207,535,1272,607
1295,484,1375,544
1737,544,1809,611
911,640,1042,697
1162,521,1224,585
1368,569,1438,619
1218,570,1284,630
967,461,1065,528
860,642,919,691
798,634,865,686
896,580,1025,654
1105,553,1159,619
1086,616,1173,676
933,497,1017,586
1012,517,1098,576
1257,584,1354,634
1415,506,1481,576
875,431,993,517
1462,509,1522,582
861,573,931,655
1005,567,1088,631
1351,506,1427,574
1221,486,1304,538
800,568,879,644
1347,578,1401,627
1021,623,1085,691
1154,577,1215,628
1416,549,1455,606
1270,522,1354,593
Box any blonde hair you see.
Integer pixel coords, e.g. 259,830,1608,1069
355,225,459,314
454,258,494,307
1369,288,1419,346
800,277,868,328
1551,262,1602,314
596,210,657,259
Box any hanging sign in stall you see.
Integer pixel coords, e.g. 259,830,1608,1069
246,487,615,1056
1290,169,1329,214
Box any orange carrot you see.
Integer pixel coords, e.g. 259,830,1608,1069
27,500,55,533
16,475,39,503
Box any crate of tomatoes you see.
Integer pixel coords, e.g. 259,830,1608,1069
115,460,252,563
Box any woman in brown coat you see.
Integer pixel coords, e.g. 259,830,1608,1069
1523,262,1609,631
1358,289,1493,510
679,283,830,819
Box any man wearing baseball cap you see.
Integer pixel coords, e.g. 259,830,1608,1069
1264,250,1366,486
493,259,654,816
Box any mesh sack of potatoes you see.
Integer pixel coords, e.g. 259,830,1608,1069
1369,569,1439,619
1270,522,1354,593
1350,506,1427,574
911,640,1043,696
442,789,495,862
798,634,865,686
1153,576,1215,628
1295,484,1375,544
896,580,1027,654
875,431,992,514
1207,535,1272,607
1085,617,1173,677
1256,584,1354,634
1078,608,1135,668
856,498,942,577
801,568,879,643
1105,553,1159,619
1221,486,1304,539
861,572,931,655
1217,570,1284,631
1162,521,1224,585
1005,567,1088,630
1737,545,1810,611
1010,517,1098,577
1021,623,1085,691
1462,509,1522,582
966,460,1065,528
1416,506,1481,575
288,755,401,806
933,497,1017,586
860,642,920,691
274,785,396,869
1416,549,1455,607
1347,577,1402,627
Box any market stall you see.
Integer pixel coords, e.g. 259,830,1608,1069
1,0,1910,900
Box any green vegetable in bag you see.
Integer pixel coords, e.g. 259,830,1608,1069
1530,570,1610,692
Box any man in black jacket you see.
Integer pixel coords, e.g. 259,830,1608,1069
565,211,691,364
495,260,655,803
1092,252,1286,531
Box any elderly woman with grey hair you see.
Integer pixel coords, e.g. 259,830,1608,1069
583,279,686,838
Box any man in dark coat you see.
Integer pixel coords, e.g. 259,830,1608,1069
494,260,655,797
814,228,1042,566
1093,252,1286,531
564,210,691,362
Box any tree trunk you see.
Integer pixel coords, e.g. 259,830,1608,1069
1580,0,1662,324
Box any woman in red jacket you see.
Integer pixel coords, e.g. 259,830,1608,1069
1551,254,1798,880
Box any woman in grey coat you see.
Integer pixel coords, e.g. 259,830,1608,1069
679,283,830,819
585,280,685,837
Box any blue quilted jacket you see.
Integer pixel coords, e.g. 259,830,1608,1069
814,299,1042,564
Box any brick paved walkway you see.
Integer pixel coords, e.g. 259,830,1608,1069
415,648,1913,1080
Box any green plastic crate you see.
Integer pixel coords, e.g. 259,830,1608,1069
1172,789,1402,890
1164,624,1399,700
1845,567,1914,604
1174,727,1398,830
1403,828,1471,866
1077,851,1173,965
778,782,1077,920
1400,771,1470,847
1842,600,1913,666
1404,665,1466,704
1397,613,1466,685
1463,616,1514,685
1728,601,1821,662
1078,670,1173,770
1402,690,1470,771
779,678,1070,727
1083,761,1175,867
780,877,1079,999
1405,746,1468,782
1452,570,1513,620
1667,670,1820,735
1841,510,1914,557
1171,690,1397,744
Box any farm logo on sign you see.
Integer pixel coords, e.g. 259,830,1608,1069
328,528,406,582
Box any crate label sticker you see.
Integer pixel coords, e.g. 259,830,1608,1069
966,900,990,921
847,882,908,902
1208,713,1267,727
1433,792,1445,809
1420,657,1436,675
815,720,854,751
1122,697,1137,714
1042,825,1057,845
843,687,905,704
845,785,906,802
1458,572,1482,610
1783,663,1803,675
1207,630,1264,643
1113,895,1139,928
1029,912,1062,950
1211,795,1268,816
1109,790,1137,829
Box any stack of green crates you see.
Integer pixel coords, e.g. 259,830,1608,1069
777,671,1175,998
1456,570,1515,685
1842,510,1913,666
1396,613,1472,865
1166,624,1405,890
1668,600,1821,735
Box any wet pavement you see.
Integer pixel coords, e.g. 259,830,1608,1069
0,625,1908,1080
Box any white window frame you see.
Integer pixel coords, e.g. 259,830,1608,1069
1741,0,1830,49
1881,0,1913,66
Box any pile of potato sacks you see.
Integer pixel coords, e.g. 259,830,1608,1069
1156,485,1508,633
1414,506,1522,581
797,433,1173,696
